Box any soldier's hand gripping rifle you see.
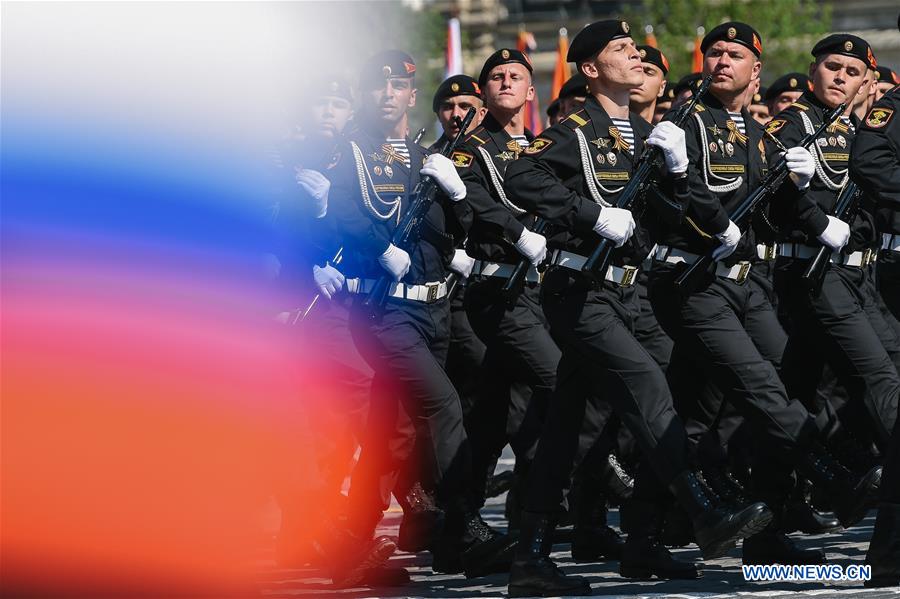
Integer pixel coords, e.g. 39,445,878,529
801,180,862,296
362,108,476,319
500,217,550,305
580,75,713,282
673,102,846,296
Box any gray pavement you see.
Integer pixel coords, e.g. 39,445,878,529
256,455,898,598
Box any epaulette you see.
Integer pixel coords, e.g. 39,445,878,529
562,109,590,129
464,127,489,146
791,102,810,111
693,103,706,112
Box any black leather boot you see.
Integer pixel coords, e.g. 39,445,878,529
798,444,882,528
397,482,444,553
742,530,827,565
619,500,700,579
783,479,842,534
509,512,592,597
571,477,624,562
669,471,773,559
318,528,397,588
599,452,634,506
700,465,749,507
432,510,517,578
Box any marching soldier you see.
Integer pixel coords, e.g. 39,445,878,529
431,74,484,151
429,74,485,419
851,15,900,584
874,65,900,103
647,20,881,565
503,20,775,596
630,46,670,130
446,48,562,533
748,82,771,125
766,32,898,563
765,73,810,117
328,50,514,581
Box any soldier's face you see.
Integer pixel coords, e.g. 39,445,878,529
584,37,644,90
748,104,771,125
629,62,665,105
876,80,895,102
704,41,760,95
558,95,586,118
768,91,803,116
437,95,482,138
810,54,867,109
483,63,534,112
365,77,416,125
308,96,353,139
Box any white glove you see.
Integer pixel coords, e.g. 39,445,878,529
593,207,636,248
313,263,345,299
421,154,467,202
295,168,330,218
646,121,688,175
783,147,815,190
816,216,851,251
514,229,548,267
449,249,475,278
712,220,742,261
377,243,411,282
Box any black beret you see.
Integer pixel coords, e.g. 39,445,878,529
752,87,767,105
875,65,900,85
811,34,877,70
558,73,589,99
359,49,416,88
546,98,561,118
432,75,482,113
478,48,533,87
764,72,810,101
307,76,354,104
637,45,669,75
673,72,703,96
567,20,632,63
701,21,763,58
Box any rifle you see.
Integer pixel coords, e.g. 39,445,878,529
500,218,549,305
801,181,862,296
581,75,714,282
673,102,846,296
362,108,477,318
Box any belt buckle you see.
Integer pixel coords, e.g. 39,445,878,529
426,283,439,302
619,265,638,287
764,243,776,261
736,261,751,284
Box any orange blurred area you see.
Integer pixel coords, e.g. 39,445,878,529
1,262,344,596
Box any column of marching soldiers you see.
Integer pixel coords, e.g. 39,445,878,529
271,12,900,596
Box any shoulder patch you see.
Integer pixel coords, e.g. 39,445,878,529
523,137,554,155
865,107,895,129
564,110,589,127
765,119,786,135
451,151,474,168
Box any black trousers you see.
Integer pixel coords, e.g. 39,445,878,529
348,296,470,534
877,248,900,321
776,258,899,449
649,264,816,459
524,268,689,513
446,285,487,417
671,261,786,468
464,277,559,508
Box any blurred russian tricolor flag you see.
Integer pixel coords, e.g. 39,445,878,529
0,3,391,595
